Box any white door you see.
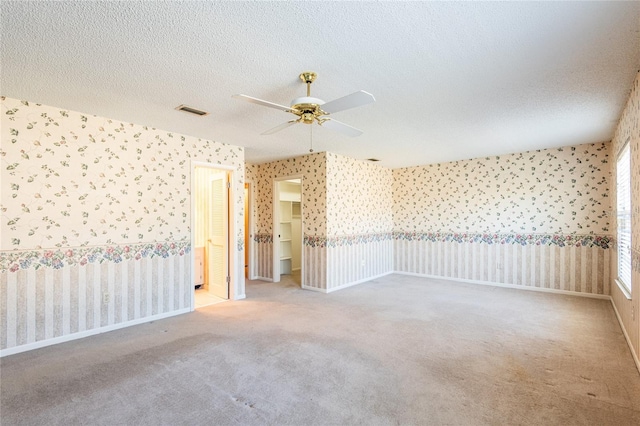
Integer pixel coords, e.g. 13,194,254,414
208,172,229,299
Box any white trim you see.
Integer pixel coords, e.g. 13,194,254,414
610,297,640,373
302,271,394,294
301,285,327,293
235,294,246,300
326,271,394,293
245,179,258,281
0,308,190,358
273,180,281,282
191,161,241,306
254,276,274,282
394,271,612,300
615,278,633,300
273,175,304,286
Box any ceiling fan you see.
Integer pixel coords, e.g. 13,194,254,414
233,71,375,137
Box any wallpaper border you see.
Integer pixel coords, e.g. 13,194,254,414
1,240,191,273
393,232,612,249
254,233,274,244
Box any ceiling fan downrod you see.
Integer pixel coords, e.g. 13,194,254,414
299,71,317,97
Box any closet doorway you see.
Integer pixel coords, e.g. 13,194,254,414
273,177,303,286
193,164,231,308
244,182,253,279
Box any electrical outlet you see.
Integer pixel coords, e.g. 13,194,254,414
496,263,502,270
361,259,365,268
102,291,110,304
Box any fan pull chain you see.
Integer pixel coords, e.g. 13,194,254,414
309,124,314,153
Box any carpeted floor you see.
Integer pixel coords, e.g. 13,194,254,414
1,274,639,425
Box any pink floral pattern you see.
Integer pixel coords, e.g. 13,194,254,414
254,233,273,244
1,241,190,272
394,232,610,249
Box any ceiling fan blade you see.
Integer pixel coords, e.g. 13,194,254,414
320,90,375,114
232,94,291,112
319,118,363,137
261,120,299,135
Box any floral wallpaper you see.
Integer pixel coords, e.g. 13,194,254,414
255,152,327,237
245,163,258,184
609,71,640,366
305,233,394,248
0,96,245,254
325,153,393,238
1,241,190,273
394,232,610,248
245,162,259,244
392,142,611,236
610,72,639,273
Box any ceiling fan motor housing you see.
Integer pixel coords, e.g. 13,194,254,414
233,70,374,136
290,96,326,124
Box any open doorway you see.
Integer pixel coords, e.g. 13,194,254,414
273,177,303,286
193,165,230,308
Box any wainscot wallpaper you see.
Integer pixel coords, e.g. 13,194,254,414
325,153,394,289
253,153,327,288
392,141,612,296
0,97,245,353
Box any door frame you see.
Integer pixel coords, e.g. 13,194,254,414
190,161,239,311
273,175,304,285
245,180,257,280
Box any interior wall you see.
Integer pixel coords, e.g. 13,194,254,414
0,97,245,354
392,141,612,295
245,164,258,279
609,71,640,368
254,153,327,289
325,153,394,290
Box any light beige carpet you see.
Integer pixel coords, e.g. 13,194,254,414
1,274,639,425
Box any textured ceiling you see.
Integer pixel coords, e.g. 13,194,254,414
2,1,639,169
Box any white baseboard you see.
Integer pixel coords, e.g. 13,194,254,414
302,271,394,294
235,293,246,300
610,298,640,374
254,276,273,282
326,271,394,293
394,271,612,300
0,308,191,358
301,284,327,293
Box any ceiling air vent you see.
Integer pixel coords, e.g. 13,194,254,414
367,158,380,162
175,104,209,116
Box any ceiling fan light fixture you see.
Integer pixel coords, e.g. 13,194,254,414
233,71,375,137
